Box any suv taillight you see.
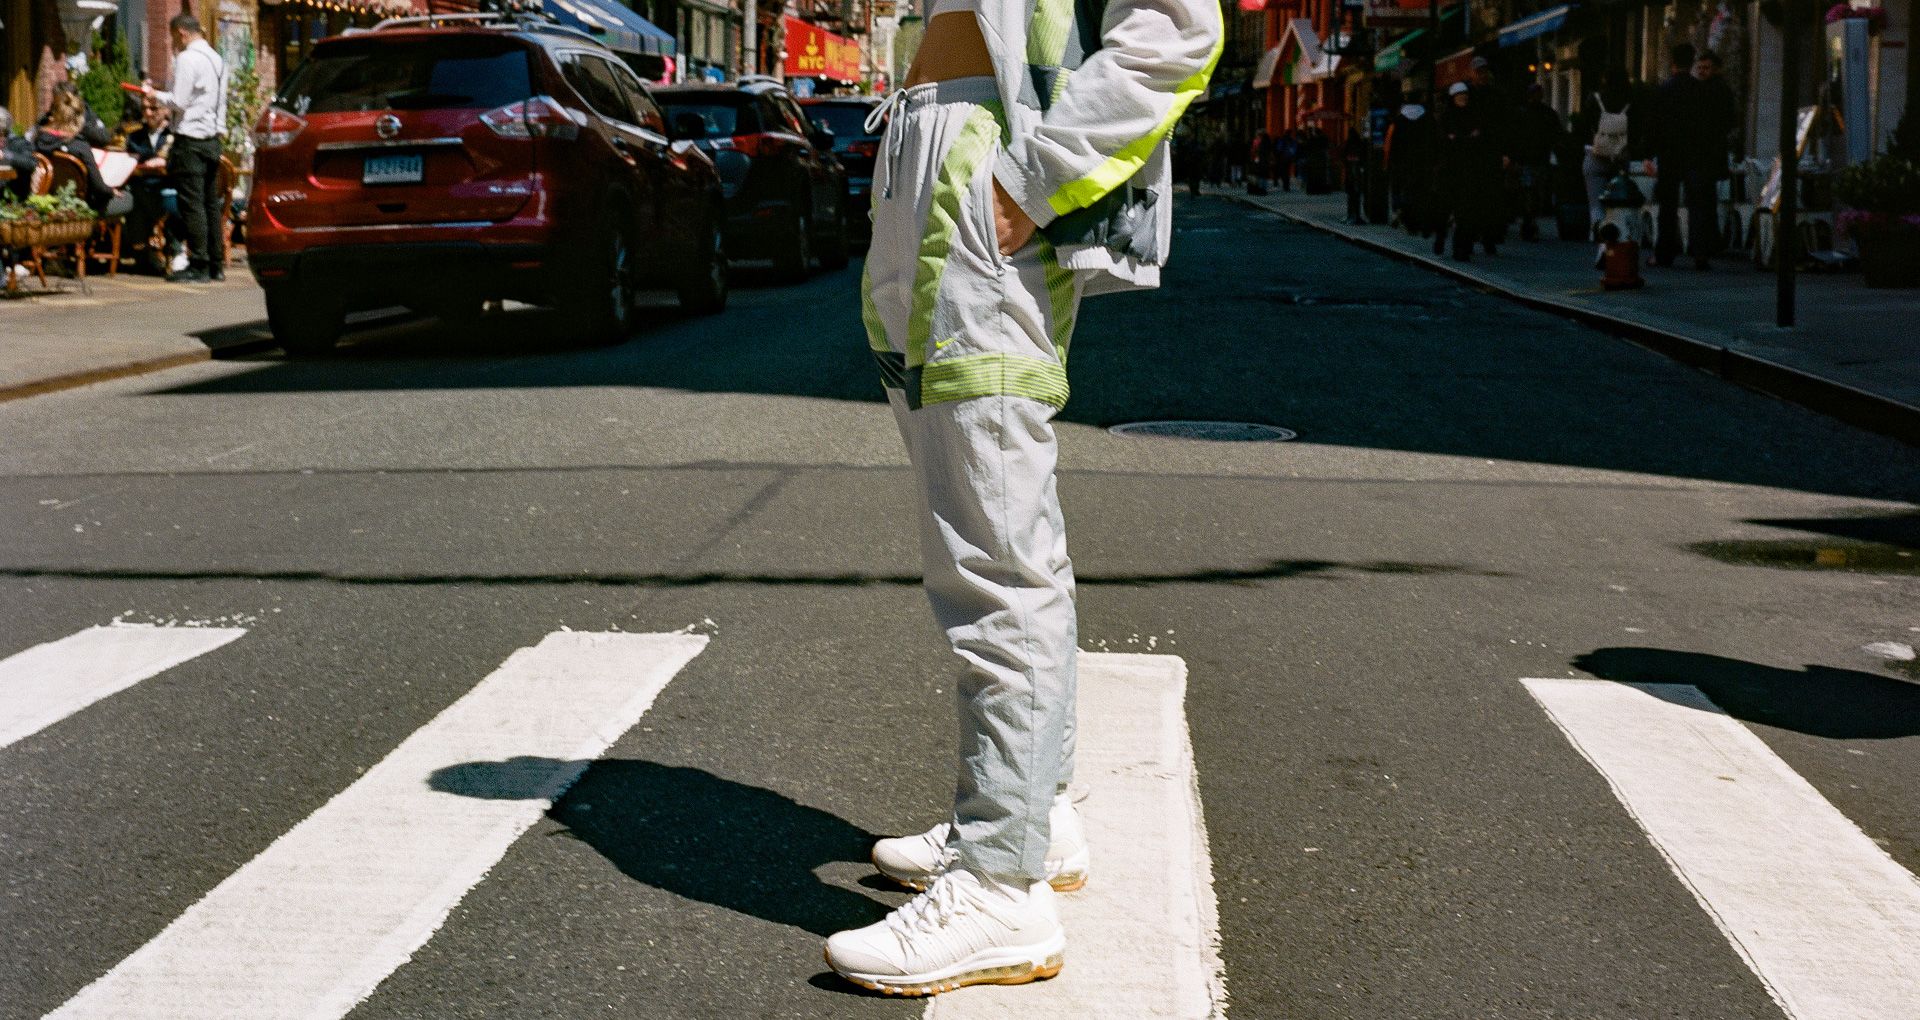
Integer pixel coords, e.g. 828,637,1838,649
481,96,585,140
254,107,306,150
728,134,786,158
848,139,879,158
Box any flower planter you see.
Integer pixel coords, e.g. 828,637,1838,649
0,218,93,249
1858,226,1920,288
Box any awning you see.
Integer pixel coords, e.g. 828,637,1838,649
545,0,675,57
1252,45,1284,89
1254,18,1338,88
1498,4,1575,47
1373,29,1423,71
1372,3,1464,70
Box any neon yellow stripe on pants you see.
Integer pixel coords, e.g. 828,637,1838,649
907,103,1005,369
920,352,1071,409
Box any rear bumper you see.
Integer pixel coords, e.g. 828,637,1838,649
249,241,554,305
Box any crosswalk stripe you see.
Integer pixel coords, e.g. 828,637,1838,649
45,630,710,1020
0,624,246,751
1523,679,1920,1020
930,653,1228,1019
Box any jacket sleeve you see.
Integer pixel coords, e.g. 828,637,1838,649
992,0,1223,228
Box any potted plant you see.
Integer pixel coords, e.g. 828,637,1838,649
0,183,99,249
1836,111,1920,287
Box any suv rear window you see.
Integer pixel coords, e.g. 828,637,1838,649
804,103,877,140
277,36,532,115
656,95,760,137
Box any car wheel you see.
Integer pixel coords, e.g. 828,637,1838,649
566,210,638,345
775,208,812,284
678,218,729,315
266,286,344,357
818,204,851,271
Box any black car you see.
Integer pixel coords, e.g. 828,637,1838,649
799,95,882,243
655,77,850,282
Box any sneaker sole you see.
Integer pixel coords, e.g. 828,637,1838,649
873,848,1090,894
826,947,1065,997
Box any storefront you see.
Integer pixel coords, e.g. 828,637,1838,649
257,0,414,91
5,0,67,120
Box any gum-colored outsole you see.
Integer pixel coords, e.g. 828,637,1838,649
880,869,1089,894
826,949,1065,997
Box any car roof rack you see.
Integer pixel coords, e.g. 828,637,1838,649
371,3,593,44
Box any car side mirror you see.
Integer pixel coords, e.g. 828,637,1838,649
807,121,835,150
670,112,708,140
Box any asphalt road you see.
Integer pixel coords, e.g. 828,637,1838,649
3,194,1917,1020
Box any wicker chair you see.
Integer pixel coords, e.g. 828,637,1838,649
12,154,55,288
48,150,124,277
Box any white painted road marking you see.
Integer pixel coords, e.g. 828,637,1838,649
1523,679,1920,1020
46,631,709,1020
0,624,246,751
930,653,1228,1019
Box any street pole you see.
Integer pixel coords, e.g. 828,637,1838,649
1426,0,1439,114
744,0,758,78
1775,0,1800,327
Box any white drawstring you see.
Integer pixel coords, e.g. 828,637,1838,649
867,88,910,199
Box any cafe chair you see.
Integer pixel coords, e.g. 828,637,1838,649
216,154,237,267
48,150,123,278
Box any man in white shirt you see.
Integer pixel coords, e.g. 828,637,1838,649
144,14,227,282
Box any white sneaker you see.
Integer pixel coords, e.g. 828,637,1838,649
872,792,1091,892
826,870,1065,996
170,252,190,273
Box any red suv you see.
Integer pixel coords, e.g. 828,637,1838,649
246,12,728,353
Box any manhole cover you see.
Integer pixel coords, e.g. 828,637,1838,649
1108,421,1297,442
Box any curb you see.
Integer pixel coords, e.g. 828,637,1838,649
0,348,212,404
1228,194,1920,448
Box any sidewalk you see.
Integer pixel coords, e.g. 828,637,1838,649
1213,186,1920,445
1,264,270,401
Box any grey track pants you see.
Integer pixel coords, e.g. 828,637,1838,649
861,77,1085,883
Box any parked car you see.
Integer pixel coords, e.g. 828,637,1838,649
798,95,882,244
654,77,850,282
246,10,728,354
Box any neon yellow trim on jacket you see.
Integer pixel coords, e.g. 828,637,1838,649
1044,31,1224,216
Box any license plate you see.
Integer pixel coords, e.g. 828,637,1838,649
362,153,423,185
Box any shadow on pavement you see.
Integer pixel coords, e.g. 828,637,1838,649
429,758,886,938
1572,647,1920,740
0,557,1504,589
147,197,1920,502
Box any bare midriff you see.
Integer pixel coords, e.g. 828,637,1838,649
903,12,996,86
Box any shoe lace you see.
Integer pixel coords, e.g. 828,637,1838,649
886,872,988,940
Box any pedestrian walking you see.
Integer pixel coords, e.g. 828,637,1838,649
1385,97,1438,236
1433,81,1502,261
1274,129,1298,192
838,0,1220,998
1248,130,1272,194
1651,48,1737,268
1341,126,1368,224
144,13,227,283
1512,82,1565,241
1574,73,1635,239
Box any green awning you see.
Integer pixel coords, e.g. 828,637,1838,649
1372,5,1463,72
1374,29,1424,71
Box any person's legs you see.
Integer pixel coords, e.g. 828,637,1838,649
168,139,212,274
1652,170,1681,266
1583,152,1610,236
832,78,1081,994
1685,167,1717,265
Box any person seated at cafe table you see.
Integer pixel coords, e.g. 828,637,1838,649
33,88,133,216
36,83,111,148
1,106,34,201
124,95,181,273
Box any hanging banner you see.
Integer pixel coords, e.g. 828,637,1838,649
782,17,862,82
